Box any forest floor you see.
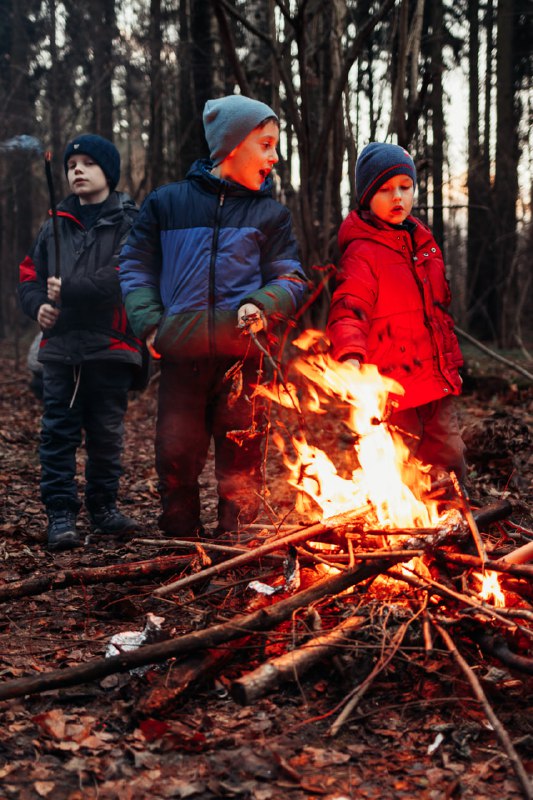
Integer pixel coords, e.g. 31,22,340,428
0,339,532,800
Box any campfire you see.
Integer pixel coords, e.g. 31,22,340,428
0,331,531,796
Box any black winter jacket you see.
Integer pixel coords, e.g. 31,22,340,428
19,192,142,367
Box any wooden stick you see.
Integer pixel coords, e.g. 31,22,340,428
0,555,397,702
231,615,365,705
152,506,371,597
495,541,533,566
449,471,487,567
0,553,191,603
433,620,533,800
438,552,533,580
329,621,409,737
455,324,533,383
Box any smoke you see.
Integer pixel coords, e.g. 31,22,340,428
0,135,44,155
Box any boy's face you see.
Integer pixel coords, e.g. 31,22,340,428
66,154,110,205
216,120,279,191
369,174,414,224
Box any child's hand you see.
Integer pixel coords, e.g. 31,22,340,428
37,303,60,330
47,276,62,304
344,358,360,369
238,303,266,334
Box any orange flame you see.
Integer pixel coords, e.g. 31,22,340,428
272,351,445,530
476,570,506,607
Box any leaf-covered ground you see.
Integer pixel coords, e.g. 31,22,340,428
0,341,532,800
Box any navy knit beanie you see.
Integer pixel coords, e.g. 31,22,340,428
203,95,278,166
356,142,416,208
63,134,121,191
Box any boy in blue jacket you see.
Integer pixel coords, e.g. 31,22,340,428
119,95,306,538
19,134,142,550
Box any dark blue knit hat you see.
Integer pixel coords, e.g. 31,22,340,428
356,142,416,208
63,134,120,191
203,95,278,166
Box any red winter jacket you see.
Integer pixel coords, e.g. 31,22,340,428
327,210,463,411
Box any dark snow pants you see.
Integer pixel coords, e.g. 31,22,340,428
388,396,467,481
40,361,133,512
155,357,265,535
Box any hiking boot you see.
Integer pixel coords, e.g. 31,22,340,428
47,508,81,551
89,503,141,536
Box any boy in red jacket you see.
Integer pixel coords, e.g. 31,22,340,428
327,142,466,484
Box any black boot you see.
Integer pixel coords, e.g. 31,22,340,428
89,503,141,536
47,507,81,551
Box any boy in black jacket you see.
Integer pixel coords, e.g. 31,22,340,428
19,134,142,550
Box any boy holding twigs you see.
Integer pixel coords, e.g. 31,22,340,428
119,95,306,538
327,142,467,485
19,134,142,550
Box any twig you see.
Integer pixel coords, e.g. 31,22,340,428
432,620,533,800
385,567,533,639
152,507,371,597
495,541,533,566
455,325,533,383
438,551,533,580
328,619,410,737
449,471,487,567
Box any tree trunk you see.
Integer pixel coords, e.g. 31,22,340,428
91,0,115,139
467,0,493,340
148,0,163,189
429,0,444,249
492,0,519,345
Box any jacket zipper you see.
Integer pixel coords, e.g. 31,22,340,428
208,189,225,357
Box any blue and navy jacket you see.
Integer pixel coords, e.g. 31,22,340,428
19,192,142,367
118,159,306,361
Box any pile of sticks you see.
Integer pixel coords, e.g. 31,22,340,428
0,498,532,796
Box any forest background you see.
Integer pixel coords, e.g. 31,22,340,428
0,0,532,359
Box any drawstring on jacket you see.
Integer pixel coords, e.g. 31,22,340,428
69,365,82,408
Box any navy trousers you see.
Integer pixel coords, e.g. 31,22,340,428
40,361,133,511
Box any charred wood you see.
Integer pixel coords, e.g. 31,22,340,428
474,632,533,676
137,640,248,717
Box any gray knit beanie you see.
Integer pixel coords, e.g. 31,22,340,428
356,142,417,208
64,134,120,191
203,95,278,166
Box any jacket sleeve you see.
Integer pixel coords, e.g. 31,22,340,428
18,225,50,320
326,242,377,362
118,192,165,339
241,205,307,317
